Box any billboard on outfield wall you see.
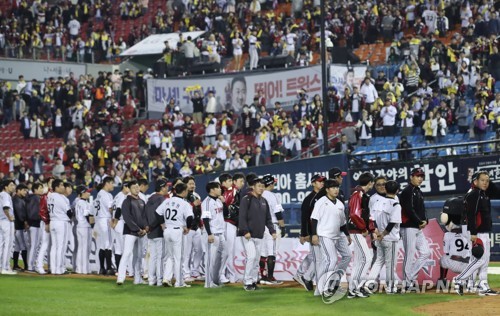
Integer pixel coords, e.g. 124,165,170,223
0,59,87,81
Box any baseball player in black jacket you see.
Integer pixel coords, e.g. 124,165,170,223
239,177,276,291
13,184,29,271
145,179,168,287
399,168,431,289
26,183,43,271
454,171,498,296
117,181,149,285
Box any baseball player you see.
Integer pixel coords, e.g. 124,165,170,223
182,176,204,281
218,173,233,285
399,167,431,290
63,182,74,271
111,182,130,273
25,182,44,271
116,181,149,285
0,180,17,274
370,180,402,294
36,178,54,275
239,176,276,291
145,179,168,287
47,179,72,275
157,182,193,288
137,178,150,279
13,184,29,271
74,185,93,274
202,181,226,288
94,177,115,275
222,172,245,283
295,174,325,291
311,179,352,297
347,172,375,298
259,174,286,285
454,171,498,296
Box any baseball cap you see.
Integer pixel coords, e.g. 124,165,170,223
328,167,347,179
310,174,326,184
324,179,340,188
76,185,92,195
155,179,168,192
262,174,277,187
410,168,425,177
249,176,264,186
471,170,488,182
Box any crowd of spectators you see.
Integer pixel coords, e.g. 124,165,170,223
1,0,500,188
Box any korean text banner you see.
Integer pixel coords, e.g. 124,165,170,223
0,59,86,81
147,65,322,113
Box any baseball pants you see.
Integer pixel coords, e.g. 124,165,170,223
148,237,164,286
14,229,28,252
296,242,313,278
183,229,203,277
249,46,259,70
164,227,186,287
367,240,384,283
378,240,398,293
95,218,113,250
261,225,280,257
63,222,73,270
113,220,124,255
75,227,92,274
317,236,351,295
440,256,468,274
242,237,262,286
36,221,50,272
350,234,373,291
455,233,491,291
205,234,226,288
138,235,148,277
401,227,430,283
304,243,322,283
0,220,14,271
50,221,68,275
223,222,238,282
117,234,143,284
27,226,41,271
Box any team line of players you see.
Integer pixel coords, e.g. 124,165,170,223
0,167,497,296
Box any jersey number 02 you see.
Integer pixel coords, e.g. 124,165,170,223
165,208,178,221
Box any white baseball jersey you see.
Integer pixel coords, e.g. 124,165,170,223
113,191,128,220
139,192,148,203
310,196,346,239
443,232,470,258
47,192,71,222
369,192,385,218
201,196,224,234
94,190,113,219
0,191,13,220
373,197,401,242
156,196,193,227
74,197,92,228
262,190,283,224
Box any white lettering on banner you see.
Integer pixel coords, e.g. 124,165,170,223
147,66,322,113
295,172,307,190
275,192,291,204
275,173,292,191
477,164,500,183
0,59,86,81
436,162,457,191
296,191,307,202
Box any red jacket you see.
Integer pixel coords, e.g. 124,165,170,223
39,192,50,225
348,186,375,233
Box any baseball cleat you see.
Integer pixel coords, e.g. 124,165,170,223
1,270,17,275
347,290,357,299
175,284,192,288
259,277,272,285
293,274,305,286
244,285,255,291
13,266,24,271
184,277,195,283
300,276,313,291
454,283,464,296
478,289,498,296
99,269,107,275
356,289,370,298
116,282,123,286
162,280,173,287
268,277,283,285
107,269,116,276
35,269,47,275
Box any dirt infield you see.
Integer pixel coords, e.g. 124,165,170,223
414,296,499,315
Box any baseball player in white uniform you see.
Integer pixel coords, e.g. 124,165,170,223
94,177,115,275
0,180,17,274
74,185,93,274
48,179,72,275
111,182,130,272
369,181,402,294
311,179,352,297
157,182,193,288
260,174,286,285
202,181,226,288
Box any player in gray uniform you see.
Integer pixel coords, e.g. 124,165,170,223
260,174,286,285
94,177,115,275
145,179,168,286
369,181,402,294
25,183,43,271
116,181,149,285
0,180,17,274
12,184,29,271
74,186,93,274
47,179,72,275
311,179,352,297
111,182,130,272
202,181,226,288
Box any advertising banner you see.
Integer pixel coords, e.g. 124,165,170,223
0,59,86,81
329,64,367,97
147,65,322,113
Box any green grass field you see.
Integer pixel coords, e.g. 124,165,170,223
1,274,499,316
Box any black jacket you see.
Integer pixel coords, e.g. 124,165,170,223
122,195,148,236
464,187,491,235
399,184,427,228
186,192,201,230
13,195,27,230
25,194,41,227
145,193,166,239
300,190,321,237
238,193,275,239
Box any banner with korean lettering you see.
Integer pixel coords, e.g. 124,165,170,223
147,65,322,113
194,153,348,203
329,64,367,97
0,59,86,81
